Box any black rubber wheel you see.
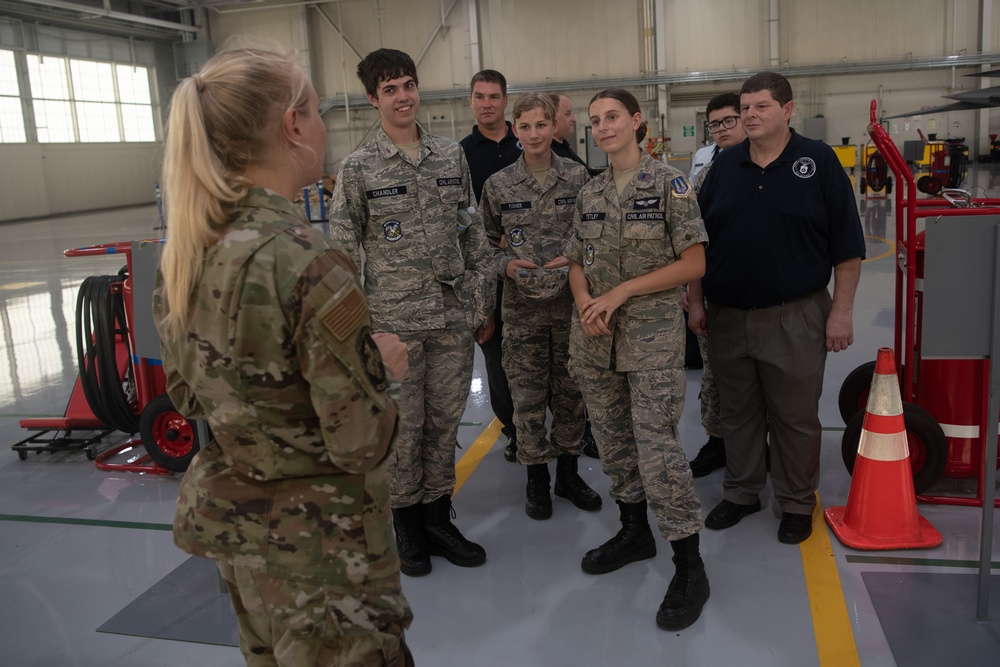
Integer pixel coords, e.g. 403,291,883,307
917,175,930,194
17,449,27,461
139,393,200,472
885,177,893,195
859,176,867,194
841,402,948,495
925,176,943,195
85,447,96,461
838,361,877,424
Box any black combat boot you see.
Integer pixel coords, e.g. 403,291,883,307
554,454,602,511
421,495,486,567
503,435,518,462
391,505,431,577
580,500,656,574
525,464,553,520
656,533,710,631
581,418,600,459
688,436,726,478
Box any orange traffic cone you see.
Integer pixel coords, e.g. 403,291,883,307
825,347,942,550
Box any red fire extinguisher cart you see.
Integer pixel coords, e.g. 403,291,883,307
11,240,201,474
838,101,1000,507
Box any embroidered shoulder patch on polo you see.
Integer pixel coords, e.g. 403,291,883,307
320,284,367,342
670,176,691,197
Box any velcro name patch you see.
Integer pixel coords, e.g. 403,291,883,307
366,186,408,199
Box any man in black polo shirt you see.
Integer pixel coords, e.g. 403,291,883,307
689,71,864,545
460,69,521,460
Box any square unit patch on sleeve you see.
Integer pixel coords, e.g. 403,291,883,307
320,284,367,342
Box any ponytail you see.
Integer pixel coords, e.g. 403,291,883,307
158,48,309,339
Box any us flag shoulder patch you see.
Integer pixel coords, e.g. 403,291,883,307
320,284,367,342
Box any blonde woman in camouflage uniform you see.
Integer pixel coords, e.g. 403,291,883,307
330,49,496,578
154,48,413,665
480,93,601,520
566,88,710,631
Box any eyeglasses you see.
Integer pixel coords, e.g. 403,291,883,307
707,116,740,133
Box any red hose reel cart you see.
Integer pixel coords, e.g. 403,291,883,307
838,101,1000,507
11,240,201,474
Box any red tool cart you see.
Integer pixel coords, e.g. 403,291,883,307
838,101,1000,507
11,240,202,474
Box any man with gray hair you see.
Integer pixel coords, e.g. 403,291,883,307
549,92,591,171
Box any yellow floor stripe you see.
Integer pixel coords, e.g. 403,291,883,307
802,494,860,667
863,236,895,263
453,417,503,496
452,421,860,666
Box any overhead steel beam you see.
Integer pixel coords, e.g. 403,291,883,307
321,51,1000,110
312,3,363,62
9,0,199,33
0,2,183,39
413,0,458,67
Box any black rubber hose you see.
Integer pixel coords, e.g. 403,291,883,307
74,272,140,434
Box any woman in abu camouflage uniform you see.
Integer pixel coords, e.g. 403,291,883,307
566,88,711,632
154,47,413,666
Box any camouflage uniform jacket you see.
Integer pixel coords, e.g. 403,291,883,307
481,153,589,327
329,123,496,333
566,153,708,371
153,188,400,587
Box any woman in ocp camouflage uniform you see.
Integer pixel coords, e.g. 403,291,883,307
153,47,413,666
566,88,711,632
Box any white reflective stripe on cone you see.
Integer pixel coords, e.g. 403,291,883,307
857,429,910,462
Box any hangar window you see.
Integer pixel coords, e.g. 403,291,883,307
25,53,156,143
0,49,26,143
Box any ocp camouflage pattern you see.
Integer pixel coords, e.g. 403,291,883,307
153,187,402,588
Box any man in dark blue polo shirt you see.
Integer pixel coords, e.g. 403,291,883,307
460,70,522,460
461,70,523,202
688,71,864,545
